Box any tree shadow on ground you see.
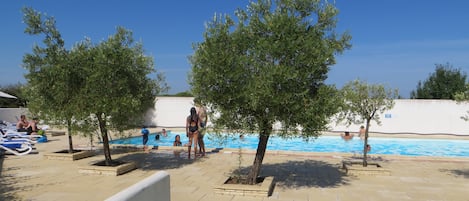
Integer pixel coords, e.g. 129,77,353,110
440,168,469,179
105,150,198,170
0,152,23,201
235,159,349,188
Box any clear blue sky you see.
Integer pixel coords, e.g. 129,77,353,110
1,0,469,97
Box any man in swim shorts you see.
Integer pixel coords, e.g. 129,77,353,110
196,101,208,157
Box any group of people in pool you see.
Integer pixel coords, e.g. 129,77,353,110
340,125,371,152
340,125,366,140
140,101,208,158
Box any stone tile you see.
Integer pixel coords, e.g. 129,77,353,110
2,133,469,201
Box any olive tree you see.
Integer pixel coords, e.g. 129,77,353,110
191,0,351,184
22,7,89,153
80,27,166,165
337,80,398,166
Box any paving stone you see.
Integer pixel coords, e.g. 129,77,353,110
1,132,468,201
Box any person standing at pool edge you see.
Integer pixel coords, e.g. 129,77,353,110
196,100,208,157
358,125,366,139
141,126,150,153
186,107,201,159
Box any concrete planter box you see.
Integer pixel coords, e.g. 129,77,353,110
44,150,95,161
79,161,137,176
213,176,275,197
342,160,391,176
47,131,66,136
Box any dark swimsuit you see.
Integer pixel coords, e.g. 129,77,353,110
188,116,199,132
26,124,38,135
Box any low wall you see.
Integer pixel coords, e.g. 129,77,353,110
3,98,468,135
0,108,29,123
331,99,469,135
152,97,194,127
105,171,170,201
152,97,469,135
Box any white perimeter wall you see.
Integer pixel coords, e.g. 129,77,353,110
332,99,469,135
152,97,469,135
3,98,468,135
0,108,30,123
151,97,195,127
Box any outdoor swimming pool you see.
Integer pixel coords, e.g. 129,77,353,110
109,131,469,158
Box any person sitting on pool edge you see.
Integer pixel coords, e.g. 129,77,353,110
340,131,354,140
173,134,182,146
173,134,183,157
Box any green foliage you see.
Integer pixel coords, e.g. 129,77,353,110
22,7,167,163
191,0,350,183
454,83,469,121
337,79,398,166
81,27,163,131
338,80,398,126
410,63,467,99
22,7,87,153
173,91,193,97
0,84,27,108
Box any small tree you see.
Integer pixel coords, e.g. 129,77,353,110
454,83,469,121
337,80,398,166
22,7,88,153
80,27,166,165
191,0,351,184
410,63,467,99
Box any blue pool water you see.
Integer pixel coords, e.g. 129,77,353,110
110,131,469,158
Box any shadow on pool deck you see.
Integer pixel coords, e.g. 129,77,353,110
233,159,350,188
0,152,23,201
115,151,196,170
440,168,469,179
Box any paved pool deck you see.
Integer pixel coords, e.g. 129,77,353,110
1,129,468,201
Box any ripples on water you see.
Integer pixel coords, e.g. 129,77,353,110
110,131,469,157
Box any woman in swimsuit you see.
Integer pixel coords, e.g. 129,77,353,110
186,107,201,159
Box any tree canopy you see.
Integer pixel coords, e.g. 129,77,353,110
22,7,87,152
190,0,350,184
410,63,467,99
454,83,469,121
22,7,166,164
337,79,398,166
78,27,166,163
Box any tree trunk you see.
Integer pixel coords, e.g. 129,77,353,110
97,114,112,165
362,119,371,167
67,119,74,153
246,121,271,185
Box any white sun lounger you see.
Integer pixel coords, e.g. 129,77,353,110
1,129,42,139
0,140,33,156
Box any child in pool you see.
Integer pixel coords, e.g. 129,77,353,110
173,135,182,146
